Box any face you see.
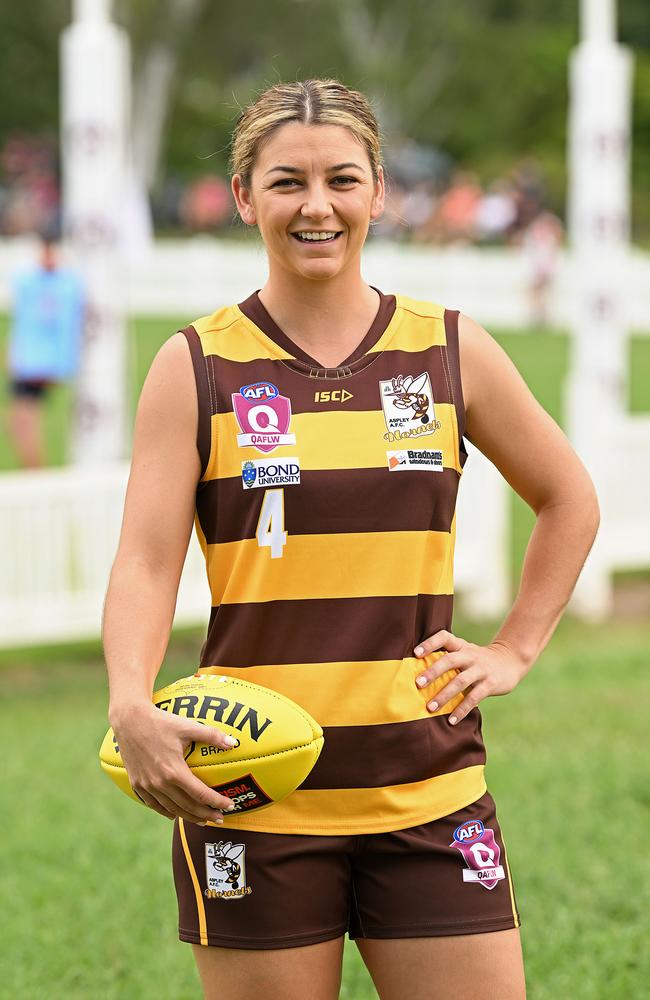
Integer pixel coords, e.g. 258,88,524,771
40,241,57,271
232,122,384,281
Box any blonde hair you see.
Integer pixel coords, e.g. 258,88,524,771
230,79,382,186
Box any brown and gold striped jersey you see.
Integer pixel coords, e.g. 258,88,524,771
181,288,486,834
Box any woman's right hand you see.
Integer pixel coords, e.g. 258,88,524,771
110,701,238,825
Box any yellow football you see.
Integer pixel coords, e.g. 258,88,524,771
99,673,324,816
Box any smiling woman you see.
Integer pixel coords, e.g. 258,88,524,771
102,78,599,1000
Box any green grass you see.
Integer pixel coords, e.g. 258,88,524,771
1,618,649,999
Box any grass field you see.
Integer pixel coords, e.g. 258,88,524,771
1,618,649,999
1,316,649,998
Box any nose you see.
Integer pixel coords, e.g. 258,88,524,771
300,181,333,222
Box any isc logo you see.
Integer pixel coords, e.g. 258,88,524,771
240,381,279,401
314,389,354,403
453,819,485,844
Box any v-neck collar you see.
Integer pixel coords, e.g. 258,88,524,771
237,286,397,375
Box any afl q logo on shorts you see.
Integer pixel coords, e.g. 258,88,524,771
232,381,296,454
451,819,506,891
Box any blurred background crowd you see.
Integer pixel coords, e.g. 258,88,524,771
0,129,561,249
1,0,648,249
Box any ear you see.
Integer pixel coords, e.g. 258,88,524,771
370,164,385,222
232,174,257,226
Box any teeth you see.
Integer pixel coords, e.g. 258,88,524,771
295,232,339,241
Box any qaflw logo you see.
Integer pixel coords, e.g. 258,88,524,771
205,841,252,900
451,819,505,890
232,381,295,454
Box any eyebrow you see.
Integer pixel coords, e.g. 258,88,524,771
264,162,365,176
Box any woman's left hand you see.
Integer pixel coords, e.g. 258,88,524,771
414,630,528,725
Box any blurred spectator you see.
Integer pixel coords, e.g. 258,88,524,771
0,134,59,237
400,180,438,243
179,175,233,231
435,171,483,244
522,211,564,328
5,236,85,468
476,180,518,244
511,159,546,235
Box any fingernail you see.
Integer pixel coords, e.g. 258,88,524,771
415,676,427,688
225,801,235,811
428,701,438,712
223,736,237,747
414,646,424,657
449,716,457,725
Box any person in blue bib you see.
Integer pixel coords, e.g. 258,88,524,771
7,235,85,467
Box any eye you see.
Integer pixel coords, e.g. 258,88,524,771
331,176,358,185
272,178,300,187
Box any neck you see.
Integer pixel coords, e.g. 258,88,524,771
258,267,380,368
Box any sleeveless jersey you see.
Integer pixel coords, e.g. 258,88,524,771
181,289,487,835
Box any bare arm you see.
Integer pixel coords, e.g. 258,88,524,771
103,333,235,822
414,314,600,720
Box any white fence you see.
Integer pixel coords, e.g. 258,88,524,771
571,414,650,618
2,237,650,330
0,447,508,648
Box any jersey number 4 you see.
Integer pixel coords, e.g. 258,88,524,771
256,488,287,559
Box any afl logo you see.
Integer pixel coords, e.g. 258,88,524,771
240,381,279,401
453,819,485,844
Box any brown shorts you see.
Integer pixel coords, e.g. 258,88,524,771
172,792,520,950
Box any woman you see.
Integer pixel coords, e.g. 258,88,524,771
103,79,599,1000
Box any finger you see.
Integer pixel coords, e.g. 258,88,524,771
135,787,176,821
165,782,229,823
414,629,465,658
426,666,483,713
447,682,491,725
143,780,225,826
415,649,469,689
176,772,236,815
179,720,239,751
151,787,221,826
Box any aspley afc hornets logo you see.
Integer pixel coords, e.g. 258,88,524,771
379,373,441,443
205,841,252,900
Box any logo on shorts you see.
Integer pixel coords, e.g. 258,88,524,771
232,381,296,454
379,373,441,443
205,841,252,900
241,457,301,489
451,819,505,890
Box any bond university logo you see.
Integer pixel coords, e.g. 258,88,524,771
241,457,301,489
205,841,252,900
379,373,441,443
451,819,505,890
232,381,296,454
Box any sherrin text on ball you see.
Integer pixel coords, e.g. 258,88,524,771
99,673,324,816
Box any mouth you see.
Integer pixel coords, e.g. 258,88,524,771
291,231,343,245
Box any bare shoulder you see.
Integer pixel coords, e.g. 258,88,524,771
116,331,201,569
138,331,196,417
131,333,200,492
132,331,198,449
456,312,522,414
